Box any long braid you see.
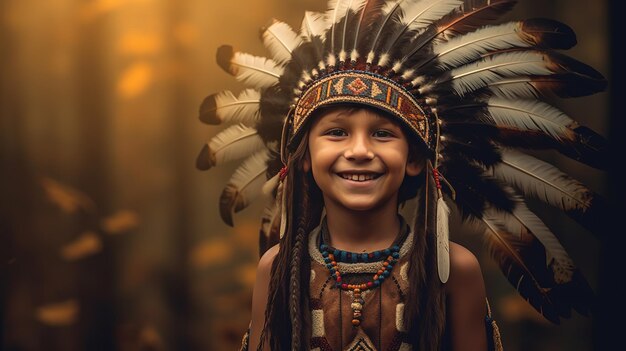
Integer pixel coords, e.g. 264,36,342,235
404,172,447,350
259,129,321,350
289,169,309,350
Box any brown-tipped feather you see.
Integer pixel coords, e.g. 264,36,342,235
216,45,235,75
196,144,214,170
520,18,576,49
482,213,594,323
219,183,239,226
199,93,220,124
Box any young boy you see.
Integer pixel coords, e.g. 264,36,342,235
197,0,605,350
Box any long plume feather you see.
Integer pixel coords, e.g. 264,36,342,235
490,149,607,233
483,98,577,141
423,19,575,70
301,11,330,40
366,0,407,64
216,46,283,89
421,51,555,96
484,74,607,99
199,89,261,126
219,149,270,226
380,0,462,67
261,20,303,64
402,0,517,63
196,124,265,170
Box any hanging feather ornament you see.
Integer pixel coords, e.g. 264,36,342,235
196,0,607,328
433,165,451,283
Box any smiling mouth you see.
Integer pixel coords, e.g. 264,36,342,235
337,173,383,182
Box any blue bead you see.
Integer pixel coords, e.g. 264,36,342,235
379,275,385,281
322,251,329,258
326,264,333,269
383,248,391,255
340,251,347,262
391,245,400,252
320,244,328,251
383,271,390,277
392,252,400,259
374,251,381,259
374,280,380,286
333,249,341,257
324,257,331,263
351,253,357,263
361,253,369,262
387,264,393,270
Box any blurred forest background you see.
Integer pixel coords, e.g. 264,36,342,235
0,0,621,350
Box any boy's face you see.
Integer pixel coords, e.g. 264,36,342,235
303,107,423,212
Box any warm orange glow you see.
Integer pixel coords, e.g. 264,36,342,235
117,62,153,99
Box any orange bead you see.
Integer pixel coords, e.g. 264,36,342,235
352,319,361,326
354,288,361,293
383,262,389,267
373,275,379,280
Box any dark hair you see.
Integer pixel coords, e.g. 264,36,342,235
260,104,445,350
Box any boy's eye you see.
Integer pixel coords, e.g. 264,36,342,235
373,130,394,138
326,129,347,137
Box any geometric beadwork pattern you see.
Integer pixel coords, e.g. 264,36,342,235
291,70,435,150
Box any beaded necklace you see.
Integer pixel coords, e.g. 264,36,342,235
318,218,406,328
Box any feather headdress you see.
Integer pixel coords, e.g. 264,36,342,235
197,0,606,325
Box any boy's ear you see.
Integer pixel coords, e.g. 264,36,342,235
302,151,311,172
406,159,424,177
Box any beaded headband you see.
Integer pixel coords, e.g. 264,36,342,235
287,70,437,151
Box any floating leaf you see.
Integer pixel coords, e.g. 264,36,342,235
60,231,102,261
40,177,96,214
36,299,79,326
117,62,153,99
101,210,139,234
190,240,233,268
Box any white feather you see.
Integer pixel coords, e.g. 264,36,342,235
208,124,265,166
262,171,280,196
422,51,554,96
432,21,529,69
213,89,261,126
437,195,450,283
226,149,271,210
261,20,302,64
399,0,461,32
487,77,542,99
229,52,283,89
492,149,593,212
485,97,576,141
300,11,330,40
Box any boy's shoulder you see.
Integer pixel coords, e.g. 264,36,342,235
446,242,484,293
258,244,280,271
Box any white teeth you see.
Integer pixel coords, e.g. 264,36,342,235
340,173,379,182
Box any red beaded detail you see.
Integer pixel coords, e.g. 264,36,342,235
432,168,442,190
279,166,288,181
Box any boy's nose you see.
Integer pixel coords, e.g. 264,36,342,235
343,134,374,161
